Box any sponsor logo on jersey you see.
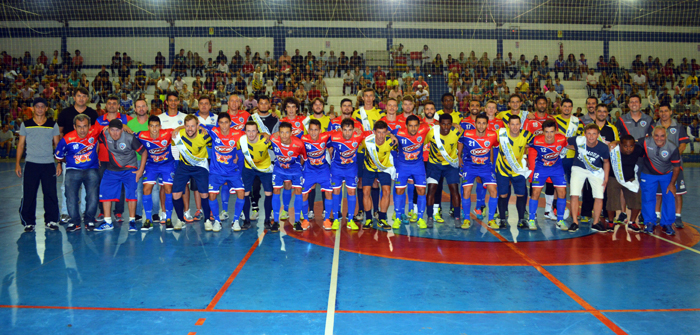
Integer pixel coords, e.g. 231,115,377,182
640,120,647,127
661,150,669,158
543,152,560,160
470,148,490,156
119,143,126,150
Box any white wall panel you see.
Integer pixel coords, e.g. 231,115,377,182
286,37,386,56
68,37,168,66
503,40,604,61
394,38,497,60
0,38,61,60
175,37,273,61
610,41,699,68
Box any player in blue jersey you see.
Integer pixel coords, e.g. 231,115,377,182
270,122,308,231
392,115,431,229
301,119,334,230
457,113,500,229
202,113,246,231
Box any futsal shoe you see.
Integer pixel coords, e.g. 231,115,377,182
95,222,114,231
555,220,568,231
241,220,252,230
323,219,333,230
184,210,194,222
663,225,676,236
354,212,364,223
392,217,402,229
269,220,280,233
461,219,471,229
675,216,684,229
426,217,434,228
194,210,204,221
280,209,289,221
301,219,310,230
308,211,315,219
517,219,528,229
66,223,81,232
580,216,590,223
474,206,485,220
141,219,153,231
644,223,655,234
527,219,537,230
605,220,615,232
545,211,557,221
418,218,427,229
377,219,391,230
165,219,174,231
231,220,242,231
627,222,641,232
616,212,628,224
173,219,183,231
204,220,214,231
347,220,359,231
408,211,418,223
400,214,409,224
159,212,166,224
250,208,259,221
87,222,96,231
60,214,70,223
498,219,507,229
590,222,606,232
212,220,222,232
487,220,499,229
434,212,445,223
567,222,579,232
23,225,34,232
45,222,59,230
362,219,373,230
128,221,137,232
293,221,303,231
331,219,340,230
220,211,229,221
115,213,123,223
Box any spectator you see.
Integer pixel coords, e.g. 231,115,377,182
349,51,362,68
421,45,434,74
110,52,121,76
687,117,700,153
520,60,531,81
516,76,530,93
505,52,518,79
120,92,134,114
566,54,578,80
342,69,354,95
156,74,171,94
0,123,14,158
632,69,647,92
415,85,429,104
173,76,185,92
412,75,428,91
586,69,600,97
600,87,617,109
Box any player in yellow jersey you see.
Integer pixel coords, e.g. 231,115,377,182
306,97,332,132
549,98,581,220
496,94,528,126
425,113,464,227
171,114,212,230
361,120,396,230
494,115,534,229
435,92,461,125
237,121,276,231
352,88,385,222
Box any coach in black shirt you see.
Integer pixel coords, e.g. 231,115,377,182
57,87,98,135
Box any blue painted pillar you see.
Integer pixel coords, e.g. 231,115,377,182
386,26,393,51
60,23,68,57
603,39,610,62
497,38,503,56
273,25,286,60
168,24,175,66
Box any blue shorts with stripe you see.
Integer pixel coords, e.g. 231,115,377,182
460,166,496,187
208,173,244,194
303,167,332,193
395,162,426,188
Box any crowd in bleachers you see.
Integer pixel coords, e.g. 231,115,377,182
2,45,700,148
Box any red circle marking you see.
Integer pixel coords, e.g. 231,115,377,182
284,224,700,266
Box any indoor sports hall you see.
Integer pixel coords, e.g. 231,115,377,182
1,1,700,334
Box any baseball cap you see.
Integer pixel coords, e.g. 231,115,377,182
32,97,48,107
108,119,123,129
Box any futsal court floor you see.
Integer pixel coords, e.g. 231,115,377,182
1,161,700,334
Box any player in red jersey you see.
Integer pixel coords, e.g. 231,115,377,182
226,95,251,131
301,119,334,229
459,99,481,131
270,122,307,231
281,97,306,139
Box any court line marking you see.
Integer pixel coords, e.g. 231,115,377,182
2,304,700,314
0,183,20,190
187,332,196,335
480,222,628,335
324,222,342,335
650,233,700,255
205,231,266,311
195,318,206,326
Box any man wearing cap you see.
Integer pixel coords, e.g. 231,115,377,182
95,119,146,232
16,97,61,232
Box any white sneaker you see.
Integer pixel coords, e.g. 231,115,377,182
212,220,222,232
159,212,166,223
308,211,315,219
220,211,229,220
250,209,259,221
204,219,213,231
232,220,241,231
563,208,571,220
184,210,194,222
173,219,184,230
546,211,557,221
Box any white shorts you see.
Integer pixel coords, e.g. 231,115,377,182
570,166,605,199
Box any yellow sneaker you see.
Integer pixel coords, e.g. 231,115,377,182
331,219,340,230
461,219,471,229
417,218,427,229
280,209,289,221
434,212,445,223
409,211,418,223
487,219,499,229
347,220,359,230
392,218,401,229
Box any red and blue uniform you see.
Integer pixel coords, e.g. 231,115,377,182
393,125,431,188
54,125,103,170
205,126,245,193
528,134,568,188
327,130,369,189
460,116,477,131
380,115,403,132
301,132,333,193
458,129,499,186
135,129,175,185
329,116,362,131
270,135,307,188
281,115,306,139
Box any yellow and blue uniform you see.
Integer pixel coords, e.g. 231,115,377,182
553,115,584,180
172,128,212,194
236,134,274,193
425,126,463,185
352,106,385,175
305,113,332,133
495,129,534,196
361,135,395,187
436,109,462,125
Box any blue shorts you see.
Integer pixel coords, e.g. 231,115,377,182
173,162,209,194
100,169,138,202
531,166,567,188
460,167,496,187
143,162,175,185
208,172,244,194
496,173,528,196
395,163,426,188
426,162,459,185
357,152,366,175
303,167,332,193
272,168,303,189
362,169,392,187
331,167,358,189
242,166,273,193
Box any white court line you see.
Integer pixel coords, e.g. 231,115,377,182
651,233,700,256
324,225,341,335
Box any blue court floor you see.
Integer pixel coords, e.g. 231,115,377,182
1,160,700,335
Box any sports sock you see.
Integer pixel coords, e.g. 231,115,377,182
544,194,554,213
475,182,486,208
233,198,245,222
324,196,332,219
347,193,357,220
379,211,387,221
417,194,426,220
332,192,341,219
371,187,380,215
302,195,309,220
264,195,273,222
498,197,508,220
488,197,498,221
516,196,527,221
308,188,316,215
556,198,567,221
173,197,185,221
272,193,281,221
243,196,251,223
283,188,291,212
143,193,153,222
394,190,405,218
165,193,173,219
406,183,415,211
209,198,220,221
294,192,302,221
201,197,211,222
462,194,471,220
221,188,230,213
529,199,538,220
